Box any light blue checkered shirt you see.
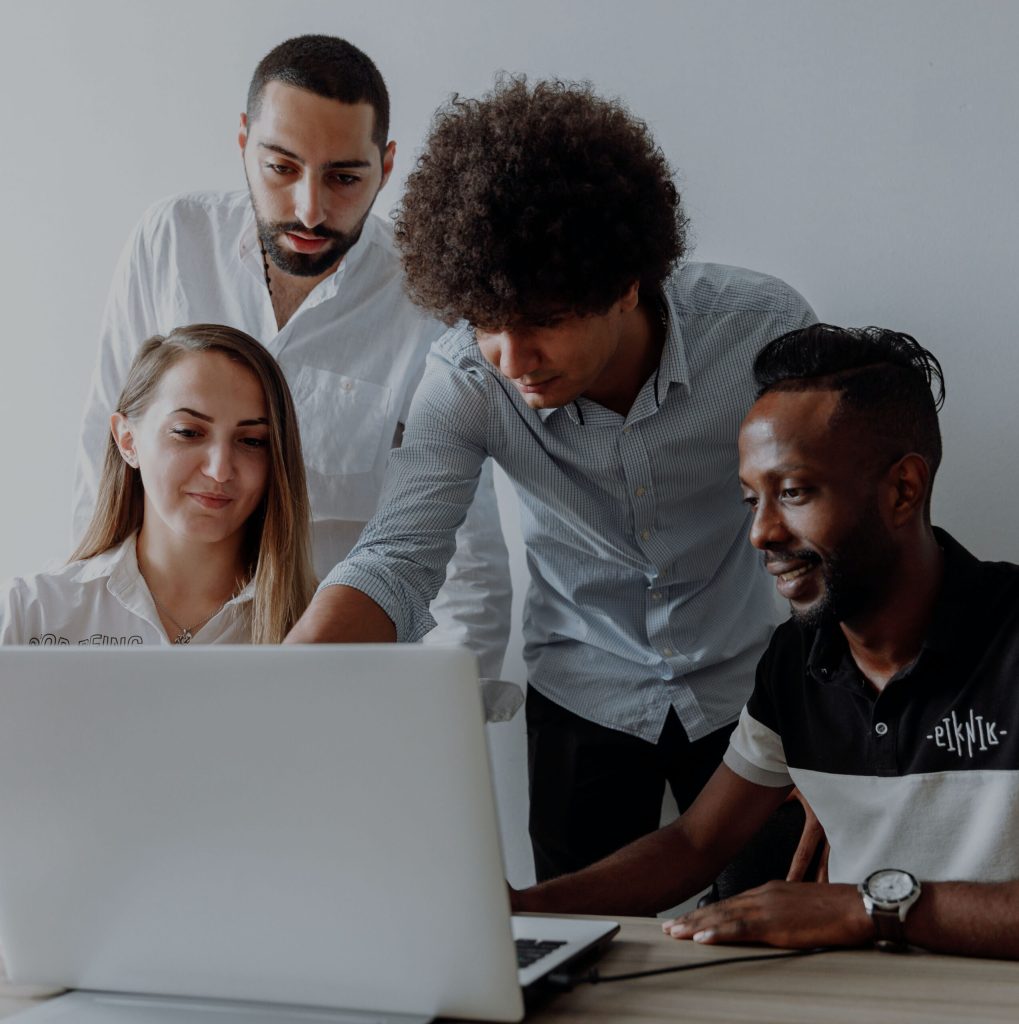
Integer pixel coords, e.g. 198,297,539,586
323,262,816,742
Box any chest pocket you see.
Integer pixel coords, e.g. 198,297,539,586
289,365,393,478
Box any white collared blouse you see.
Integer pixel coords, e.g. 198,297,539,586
0,535,252,646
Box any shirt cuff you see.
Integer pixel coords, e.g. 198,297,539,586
318,564,436,643
723,745,792,788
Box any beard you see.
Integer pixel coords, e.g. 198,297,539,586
256,213,368,278
781,503,898,631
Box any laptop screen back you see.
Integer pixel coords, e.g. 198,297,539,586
0,646,524,1022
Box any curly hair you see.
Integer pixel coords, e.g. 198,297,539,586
394,77,687,328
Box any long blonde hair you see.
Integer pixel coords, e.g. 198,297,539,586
72,325,316,642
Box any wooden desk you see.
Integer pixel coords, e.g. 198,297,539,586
2,916,1017,1023
526,917,1019,1023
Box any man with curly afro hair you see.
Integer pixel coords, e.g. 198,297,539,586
290,77,818,896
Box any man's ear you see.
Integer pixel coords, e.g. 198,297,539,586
618,281,640,314
237,112,249,156
885,453,930,527
379,140,396,191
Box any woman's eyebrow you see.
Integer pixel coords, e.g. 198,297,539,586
171,406,212,421
170,408,268,426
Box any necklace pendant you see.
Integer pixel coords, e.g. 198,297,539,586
174,628,193,645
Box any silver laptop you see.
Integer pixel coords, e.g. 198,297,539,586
0,646,617,1023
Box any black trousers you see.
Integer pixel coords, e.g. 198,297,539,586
525,686,804,899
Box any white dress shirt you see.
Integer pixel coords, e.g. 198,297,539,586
0,535,251,646
73,191,510,675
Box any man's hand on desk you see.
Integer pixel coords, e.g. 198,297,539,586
662,881,874,950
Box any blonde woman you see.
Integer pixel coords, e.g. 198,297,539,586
1,325,315,645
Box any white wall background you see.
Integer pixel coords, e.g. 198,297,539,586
2,0,1018,886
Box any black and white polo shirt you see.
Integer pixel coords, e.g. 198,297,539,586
724,529,1019,884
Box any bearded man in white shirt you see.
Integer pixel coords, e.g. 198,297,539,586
73,35,510,676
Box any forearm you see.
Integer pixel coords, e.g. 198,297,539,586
906,881,1019,959
513,766,790,917
513,817,721,917
662,877,1019,957
284,585,396,644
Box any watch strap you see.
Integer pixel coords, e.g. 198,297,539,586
870,906,907,951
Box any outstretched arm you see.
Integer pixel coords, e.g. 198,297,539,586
286,343,494,647
512,765,789,917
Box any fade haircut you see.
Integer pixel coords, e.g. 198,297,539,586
394,76,687,328
753,324,946,520
246,35,390,155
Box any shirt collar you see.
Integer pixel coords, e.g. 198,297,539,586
804,526,980,686
72,533,254,607
918,527,982,654
804,621,853,688
72,533,162,629
656,288,691,391
228,578,256,606
534,288,691,425
71,534,138,584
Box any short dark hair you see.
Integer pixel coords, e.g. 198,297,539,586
753,324,946,517
394,76,687,328
246,35,390,154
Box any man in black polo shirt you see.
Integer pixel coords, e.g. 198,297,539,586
511,323,1019,959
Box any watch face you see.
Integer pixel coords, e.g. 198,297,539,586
866,869,917,902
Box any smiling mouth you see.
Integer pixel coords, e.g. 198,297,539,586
764,552,822,587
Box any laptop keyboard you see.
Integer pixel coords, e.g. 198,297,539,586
516,938,567,968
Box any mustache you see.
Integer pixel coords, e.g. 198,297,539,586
267,221,346,242
763,549,823,568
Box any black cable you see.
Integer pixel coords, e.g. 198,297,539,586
548,945,838,990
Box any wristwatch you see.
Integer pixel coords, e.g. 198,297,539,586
858,869,922,951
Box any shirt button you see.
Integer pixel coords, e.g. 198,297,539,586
623,426,631,434
875,722,889,736
342,380,353,391
635,485,646,497
641,529,651,541
651,591,662,601
662,648,673,657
